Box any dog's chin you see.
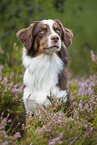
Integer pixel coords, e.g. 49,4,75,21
43,45,61,54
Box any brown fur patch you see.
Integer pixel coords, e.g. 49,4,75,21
42,25,47,30
54,24,58,29
55,19,73,47
17,21,40,50
39,38,47,51
34,39,38,52
57,69,68,90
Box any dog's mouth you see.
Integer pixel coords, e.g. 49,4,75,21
43,45,60,54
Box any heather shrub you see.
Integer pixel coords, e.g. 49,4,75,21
0,72,26,136
0,44,26,140
20,73,97,145
0,48,97,144
0,117,21,145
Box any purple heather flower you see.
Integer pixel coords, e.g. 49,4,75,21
45,129,51,132
8,119,11,123
2,141,8,145
58,141,63,144
59,132,64,138
90,50,96,62
15,132,21,138
48,141,55,145
0,65,3,74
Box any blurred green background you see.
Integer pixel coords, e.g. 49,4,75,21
0,0,97,77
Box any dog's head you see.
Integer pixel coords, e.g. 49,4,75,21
17,19,73,55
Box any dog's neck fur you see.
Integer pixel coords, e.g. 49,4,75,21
22,48,64,91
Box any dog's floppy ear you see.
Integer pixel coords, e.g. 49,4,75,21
55,20,73,47
64,28,73,47
16,21,39,49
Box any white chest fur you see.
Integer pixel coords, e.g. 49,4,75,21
22,48,67,111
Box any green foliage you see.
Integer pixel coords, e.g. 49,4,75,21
0,0,97,76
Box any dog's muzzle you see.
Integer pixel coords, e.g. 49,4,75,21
43,34,61,54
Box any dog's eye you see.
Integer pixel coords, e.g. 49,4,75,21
55,28,60,33
39,29,46,34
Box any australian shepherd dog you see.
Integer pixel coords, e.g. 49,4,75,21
17,19,73,112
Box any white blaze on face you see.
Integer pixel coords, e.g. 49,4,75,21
42,19,61,51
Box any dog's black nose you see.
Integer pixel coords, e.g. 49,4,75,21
51,35,59,43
